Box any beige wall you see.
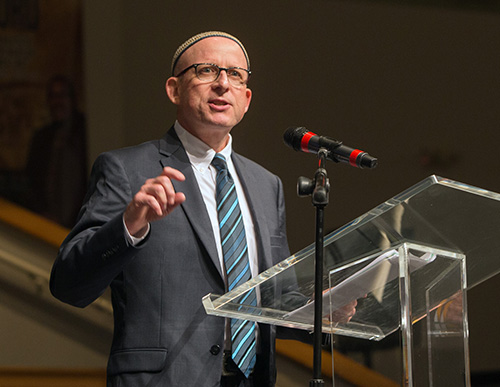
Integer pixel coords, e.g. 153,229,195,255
82,0,500,375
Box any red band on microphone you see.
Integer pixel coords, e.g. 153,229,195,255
300,132,316,153
349,149,363,167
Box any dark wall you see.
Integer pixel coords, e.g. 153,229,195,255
86,0,500,251
84,0,500,374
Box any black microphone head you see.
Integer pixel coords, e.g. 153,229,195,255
283,127,308,151
358,153,378,169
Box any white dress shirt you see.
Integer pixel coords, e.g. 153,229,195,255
173,121,259,279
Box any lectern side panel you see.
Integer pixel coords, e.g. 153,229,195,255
400,181,500,289
424,259,470,387
396,244,469,387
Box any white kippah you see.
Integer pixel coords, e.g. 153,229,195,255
171,31,250,75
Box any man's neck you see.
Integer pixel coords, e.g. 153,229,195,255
177,120,231,152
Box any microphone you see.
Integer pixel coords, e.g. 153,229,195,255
283,127,378,169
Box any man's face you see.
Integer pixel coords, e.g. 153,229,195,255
166,37,252,143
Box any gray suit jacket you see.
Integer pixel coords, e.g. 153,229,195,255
50,127,292,386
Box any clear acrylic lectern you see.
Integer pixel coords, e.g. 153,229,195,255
203,176,500,386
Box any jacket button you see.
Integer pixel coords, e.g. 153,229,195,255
210,345,221,355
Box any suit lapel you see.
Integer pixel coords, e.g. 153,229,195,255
232,154,273,274
158,128,223,280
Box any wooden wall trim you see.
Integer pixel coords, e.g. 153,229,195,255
0,198,68,248
276,340,398,387
0,367,105,387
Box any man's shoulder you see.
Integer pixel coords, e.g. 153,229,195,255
232,152,281,186
102,127,178,160
97,139,163,165
232,152,274,174
88,140,162,176
110,139,161,155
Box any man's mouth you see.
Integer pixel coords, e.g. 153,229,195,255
209,99,230,109
211,98,230,104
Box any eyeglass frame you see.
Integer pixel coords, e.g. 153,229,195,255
174,63,251,87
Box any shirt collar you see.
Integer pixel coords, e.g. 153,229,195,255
174,121,233,173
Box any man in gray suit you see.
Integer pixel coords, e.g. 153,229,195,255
50,31,301,386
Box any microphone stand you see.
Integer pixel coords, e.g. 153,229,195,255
297,148,330,387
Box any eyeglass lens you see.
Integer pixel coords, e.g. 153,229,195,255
195,64,248,86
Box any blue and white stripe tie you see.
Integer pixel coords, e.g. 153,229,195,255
212,153,257,378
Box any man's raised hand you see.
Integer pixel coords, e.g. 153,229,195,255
124,167,186,237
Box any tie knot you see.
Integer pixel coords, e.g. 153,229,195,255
211,153,228,172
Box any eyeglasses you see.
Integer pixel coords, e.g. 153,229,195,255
175,63,251,87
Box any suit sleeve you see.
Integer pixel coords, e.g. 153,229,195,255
50,152,145,308
273,175,291,263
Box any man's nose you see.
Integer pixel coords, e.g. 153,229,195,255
214,69,230,87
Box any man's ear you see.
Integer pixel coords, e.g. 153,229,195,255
244,87,252,113
166,77,180,105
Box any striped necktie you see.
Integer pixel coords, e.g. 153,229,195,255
212,153,257,378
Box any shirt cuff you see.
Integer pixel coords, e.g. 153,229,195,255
123,216,150,246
